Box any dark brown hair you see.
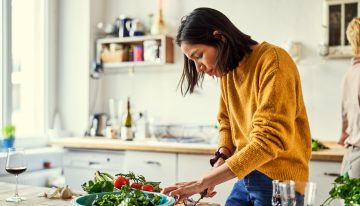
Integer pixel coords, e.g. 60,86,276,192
176,7,257,95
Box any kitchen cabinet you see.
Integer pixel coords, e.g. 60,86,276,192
309,160,342,206
96,35,174,69
63,149,126,192
123,150,177,187
0,147,63,187
178,154,236,204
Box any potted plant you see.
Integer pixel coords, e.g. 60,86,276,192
321,173,360,206
2,124,16,149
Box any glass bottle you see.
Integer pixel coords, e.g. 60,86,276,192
121,97,133,140
150,0,167,35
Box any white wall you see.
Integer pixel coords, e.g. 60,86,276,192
57,0,91,135
96,0,350,140
58,0,351,140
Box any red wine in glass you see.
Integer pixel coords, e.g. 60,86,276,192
5,148,27,202
6,167,27,175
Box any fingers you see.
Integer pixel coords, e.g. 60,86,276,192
203,186,217,198
161,186,178,194
207,191,217,197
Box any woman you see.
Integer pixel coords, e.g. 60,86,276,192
338,16,360,179
162,7,312,206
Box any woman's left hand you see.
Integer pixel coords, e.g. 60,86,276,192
161,180,215,203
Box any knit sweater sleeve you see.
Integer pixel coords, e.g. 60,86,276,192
217,86,236,153
226,48,299,178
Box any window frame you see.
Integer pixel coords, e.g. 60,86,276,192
323,0,360,58
1,0,52,145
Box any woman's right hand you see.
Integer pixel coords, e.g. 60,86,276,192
338,132,349,146
204,155,226,197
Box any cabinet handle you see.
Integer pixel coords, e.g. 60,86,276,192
145,161,161,166
324,172,340,177
89,161,101,165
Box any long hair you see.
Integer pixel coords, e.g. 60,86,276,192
346,17,360,55
176,7,258,95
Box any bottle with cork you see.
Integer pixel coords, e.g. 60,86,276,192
121,97,134,141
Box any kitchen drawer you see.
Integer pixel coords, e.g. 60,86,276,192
123,151,176,187
309,160,342,206
63,149,125,171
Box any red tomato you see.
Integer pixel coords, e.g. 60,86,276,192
113,176,129,189
130,183,143,189
141,184,155,192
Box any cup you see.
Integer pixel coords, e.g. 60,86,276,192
272,180,281,206
303,182,317,206
273,180,317,206
109,99,122,120
279,180,296,206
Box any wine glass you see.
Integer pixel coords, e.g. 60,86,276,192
5,147,27,202
303,182,317,206
279,180,296,206
272,180,282,206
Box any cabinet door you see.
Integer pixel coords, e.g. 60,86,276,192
309,160,342,206
178,154,236,205
123,151,176,187
63,149,126,192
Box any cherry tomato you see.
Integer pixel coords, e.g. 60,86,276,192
113,176,129,189
141,184,155,192
130,183,143,189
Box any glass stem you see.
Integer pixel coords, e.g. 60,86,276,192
15,174,19,197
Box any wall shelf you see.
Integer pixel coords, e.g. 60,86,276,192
96,35,174,69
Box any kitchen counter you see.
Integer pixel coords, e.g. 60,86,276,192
49,137,345,162
0,182,71,206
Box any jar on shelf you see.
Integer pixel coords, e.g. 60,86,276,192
133,44,144,62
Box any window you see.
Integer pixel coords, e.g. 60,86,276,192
1,0,48,137
323,0,359,57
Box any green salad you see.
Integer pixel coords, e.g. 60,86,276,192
92,186,161,206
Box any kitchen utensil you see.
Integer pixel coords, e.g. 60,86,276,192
183,189,207,206
85,113,108,137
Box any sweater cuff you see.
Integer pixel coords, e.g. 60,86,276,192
218,130,235,153
226,142,273,179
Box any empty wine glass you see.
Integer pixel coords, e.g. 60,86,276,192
272,180,282,206
303,182,317,206
5,147,27,202
279,180,296,206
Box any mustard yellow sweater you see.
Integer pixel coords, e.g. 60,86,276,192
218,42,312,182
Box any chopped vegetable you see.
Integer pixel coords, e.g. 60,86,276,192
92,185,161,206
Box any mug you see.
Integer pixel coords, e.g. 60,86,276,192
118,16,132,37
126,19,145,37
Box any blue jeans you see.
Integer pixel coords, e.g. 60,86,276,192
225,170,304,206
